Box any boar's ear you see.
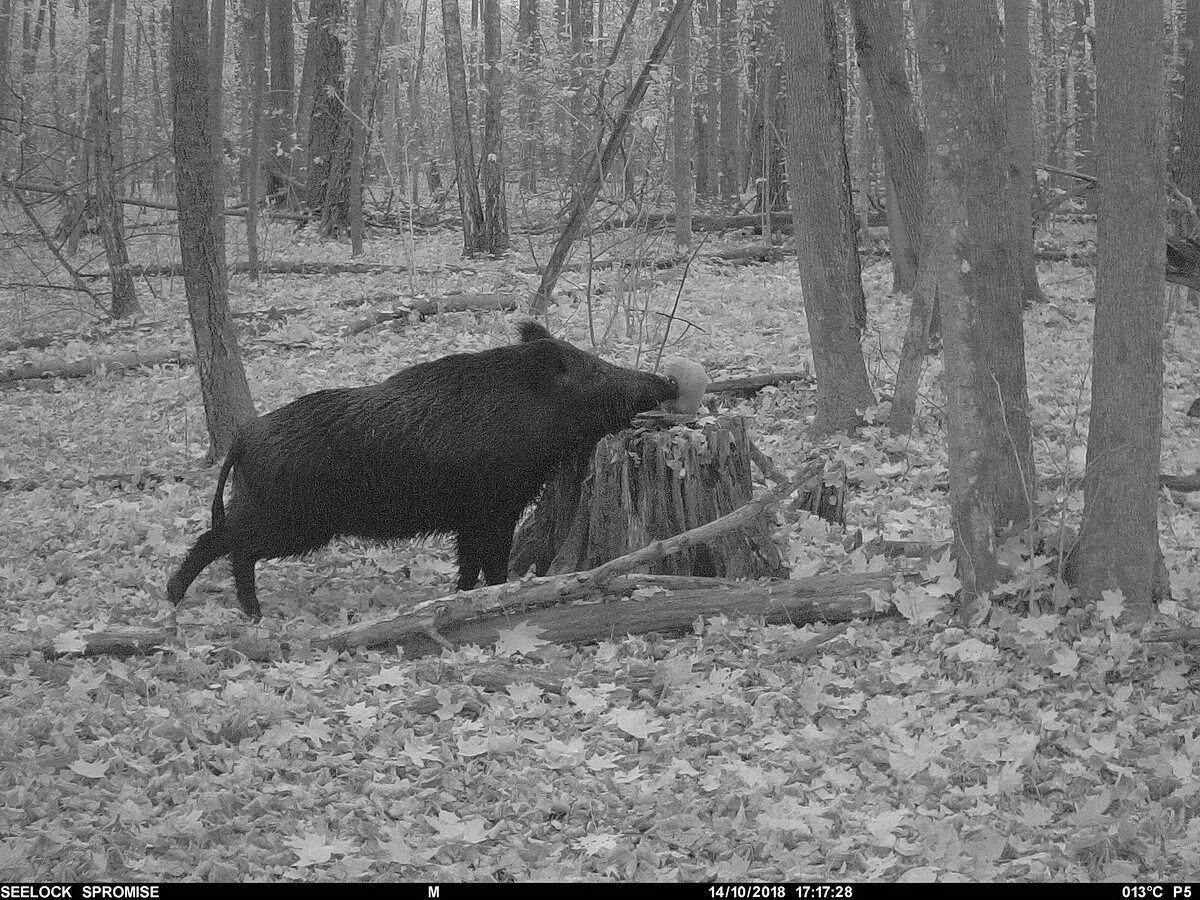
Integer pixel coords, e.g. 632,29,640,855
517,321,554,344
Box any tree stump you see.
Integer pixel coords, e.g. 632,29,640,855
509,417,788,580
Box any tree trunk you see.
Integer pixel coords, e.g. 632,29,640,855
0,0,11,153
672,0,693,247
266,0,296,207
1071,0,1094,208
1003,0,1045,307
1175,0,1200,212
532,0,694,311
442,0,486,253
109,0,126,194
780,0,875,437
243,0,267,275
849,0,926,295
87,0,140,318
408,0,430,206
1074,0,1167,625
917,0,1036,608
516,0,539,192
306,0,345,219
19,0,47,172
171,0,256,461
480,0,508,254
568,0,586,163
348,0,370,255
702,0,719,200
718,0,738,206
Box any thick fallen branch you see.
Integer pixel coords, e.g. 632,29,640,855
0,572,894,661
80,260,426,279
317,571,892,656
0,348,192,383
1161,471,1200,492
708,371,814,396
342,292,520,336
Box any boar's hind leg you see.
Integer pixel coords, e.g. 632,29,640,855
166,530,229,606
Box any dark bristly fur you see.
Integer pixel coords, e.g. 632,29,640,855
166,322,680,618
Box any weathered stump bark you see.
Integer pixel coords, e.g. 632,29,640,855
510,417,787,580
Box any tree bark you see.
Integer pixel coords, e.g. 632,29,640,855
407,0,430,205
516,0,539,191
242,0,267,275
848,0,926,294
1070,0,1094,208
1074,0,1167,625
672,0,693,247
1003,0,1045,307
917,0,1036,607
171,0,256,462
479,0,508,254
441,0,486,253
348,0,370,255
87,0,140,319
305,0,347,222
266,0,296,206
780,0,875,436
109,0,126,194
718,0,738,206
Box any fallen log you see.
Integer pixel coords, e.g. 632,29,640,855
0,348,192,384
1161,471,1200,492
0,571,895,661
78,260,483,280
708,371,814,396
317,571,893,656
341,292,520,336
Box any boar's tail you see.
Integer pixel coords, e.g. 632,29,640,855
211,439,241,530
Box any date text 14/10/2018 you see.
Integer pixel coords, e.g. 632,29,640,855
709,887,853,899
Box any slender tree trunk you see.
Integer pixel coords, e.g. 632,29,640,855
295,0,319,176
533,0,693,310
408,0,429,205
242,0,266,274
442,0,485,253
0,0,12,154
780,0,874,437
110,0,126,193
348,0,369,255
266,0,296,206
568,0,587,163
718,0,737,206
917,0,1036,608
1175,0,1200,210
702,0,719,199
516,0,539,191
19,0,47,172
306,0,347,221
1074,0,1167,624
1071,0,1094,207
849,0,925,295
672,0,693,246
171,0,256,461
480,0,508,254
88,0,140,318
1003,0,1045,307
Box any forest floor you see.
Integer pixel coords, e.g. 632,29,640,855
1,215,1199,881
